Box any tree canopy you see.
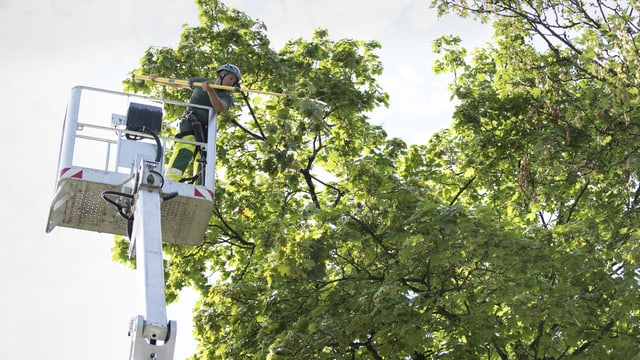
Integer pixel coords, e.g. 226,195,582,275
120,0,640,358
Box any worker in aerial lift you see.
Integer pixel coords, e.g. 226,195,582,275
150,63,241,182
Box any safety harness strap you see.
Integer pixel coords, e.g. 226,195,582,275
176,111,206,143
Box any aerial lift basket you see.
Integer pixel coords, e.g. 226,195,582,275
46,86,218,245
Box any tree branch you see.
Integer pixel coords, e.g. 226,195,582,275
562,178,589,224
230,117,265,141
212,207,256,248
450,174,476,206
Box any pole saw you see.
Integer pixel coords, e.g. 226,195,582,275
132,74,290,98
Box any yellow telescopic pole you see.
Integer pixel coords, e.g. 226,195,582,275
132,74,289,98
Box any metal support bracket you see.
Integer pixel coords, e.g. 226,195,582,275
128,316,177,360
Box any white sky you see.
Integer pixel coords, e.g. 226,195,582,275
0,0,491,358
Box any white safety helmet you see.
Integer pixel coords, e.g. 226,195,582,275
216,64,241,85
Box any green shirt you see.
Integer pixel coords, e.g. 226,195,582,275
187,77,235,121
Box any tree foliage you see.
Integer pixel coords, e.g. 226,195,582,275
427,0,640,358
119,0,640,358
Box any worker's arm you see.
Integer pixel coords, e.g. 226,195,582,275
202,80,230,114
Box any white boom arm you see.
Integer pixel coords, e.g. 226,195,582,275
127,159,176,359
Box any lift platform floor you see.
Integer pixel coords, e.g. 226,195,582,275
46,166,214,246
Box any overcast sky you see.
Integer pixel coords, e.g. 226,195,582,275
0,0,491,358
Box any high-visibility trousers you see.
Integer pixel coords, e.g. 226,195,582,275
166,134,197,181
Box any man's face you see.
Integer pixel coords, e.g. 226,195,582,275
220,71,238,86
